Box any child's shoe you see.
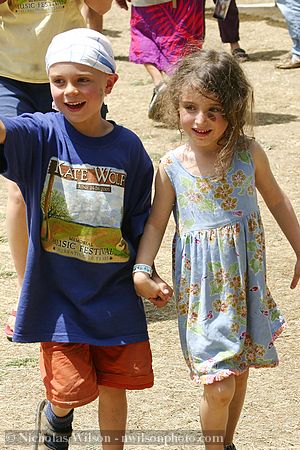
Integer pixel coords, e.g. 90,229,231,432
33,399,73,449
4,310,16,341
224,444,237,450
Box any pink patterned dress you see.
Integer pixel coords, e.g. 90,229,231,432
129,0,205,75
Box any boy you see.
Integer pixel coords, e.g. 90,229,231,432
0,28,171,450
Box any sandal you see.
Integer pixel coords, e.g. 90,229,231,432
148,81,167,121
4,310,16,341
232,48,249,62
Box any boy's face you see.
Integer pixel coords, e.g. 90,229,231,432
49,62,118,135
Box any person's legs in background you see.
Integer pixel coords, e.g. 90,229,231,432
129,0,205,120
214,0,249,62
276,0,300,68
0,78,53,340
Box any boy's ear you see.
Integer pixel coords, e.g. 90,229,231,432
105,74,119,94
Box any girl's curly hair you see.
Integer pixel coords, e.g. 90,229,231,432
163,48,254,175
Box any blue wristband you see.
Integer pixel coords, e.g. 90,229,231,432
132,264,153,277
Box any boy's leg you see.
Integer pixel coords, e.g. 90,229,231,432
39,343,101,448
224,370,249,447
200,376,236,450
98,386,127,450
93,341,153,449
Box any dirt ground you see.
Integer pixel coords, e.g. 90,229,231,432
0,2,299,449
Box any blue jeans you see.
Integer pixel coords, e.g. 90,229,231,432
276,0,300,58
0,76,52,118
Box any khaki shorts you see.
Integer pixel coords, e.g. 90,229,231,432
40,341,154,408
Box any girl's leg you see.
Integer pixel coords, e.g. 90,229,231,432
200,376,236,450
224,369,249,446
98,386,127,450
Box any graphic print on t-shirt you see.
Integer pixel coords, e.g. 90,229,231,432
11,1,67,14
41,157,129,263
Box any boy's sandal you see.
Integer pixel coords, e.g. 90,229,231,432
33,399,48,450
4,310,16,341
33,399,73,450
232,48,250,62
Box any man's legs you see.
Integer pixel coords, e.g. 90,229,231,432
214,0,249,61
276,0,300,67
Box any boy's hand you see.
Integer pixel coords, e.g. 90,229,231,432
290,256,300,289
133,272,171,308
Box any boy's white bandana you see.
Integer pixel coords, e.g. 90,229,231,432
45,28,116,74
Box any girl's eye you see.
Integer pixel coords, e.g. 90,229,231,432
184,104,196,111
209,107,224,114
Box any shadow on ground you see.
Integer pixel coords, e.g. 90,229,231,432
144,298,177,323
254,112,299,126
249,49,287,61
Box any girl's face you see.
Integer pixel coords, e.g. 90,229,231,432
49,62,118,136
179,88,228,153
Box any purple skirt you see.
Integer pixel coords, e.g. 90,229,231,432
129,0,205,75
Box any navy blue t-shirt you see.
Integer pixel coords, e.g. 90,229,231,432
0,112,153,345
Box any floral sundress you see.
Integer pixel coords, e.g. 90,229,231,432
162,147,286,384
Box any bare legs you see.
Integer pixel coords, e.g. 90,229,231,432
99,386,127,450
50,387,127,450
200,370,249,450
144,63,164,87
6,180,28,290
224,370,249,445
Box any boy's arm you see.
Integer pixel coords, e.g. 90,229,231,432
0,119,6,144
253,140,300,289
133,163,175,301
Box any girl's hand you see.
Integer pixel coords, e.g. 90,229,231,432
151,272,173,308
133,272,171,307
290,257,300,289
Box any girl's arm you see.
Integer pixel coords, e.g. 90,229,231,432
133,163,175,301
0,120,6,144
253,141,300,289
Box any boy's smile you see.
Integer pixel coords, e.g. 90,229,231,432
49,62,118,136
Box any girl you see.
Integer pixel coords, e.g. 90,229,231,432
132,49,300,449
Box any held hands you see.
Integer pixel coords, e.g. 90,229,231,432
290,256,300,289
133,272,173,308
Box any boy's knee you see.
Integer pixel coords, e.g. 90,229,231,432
99,385,126,398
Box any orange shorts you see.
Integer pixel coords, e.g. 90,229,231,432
40,341,154,409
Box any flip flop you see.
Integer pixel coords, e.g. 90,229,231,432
4,310,16,341
232,48,250,62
